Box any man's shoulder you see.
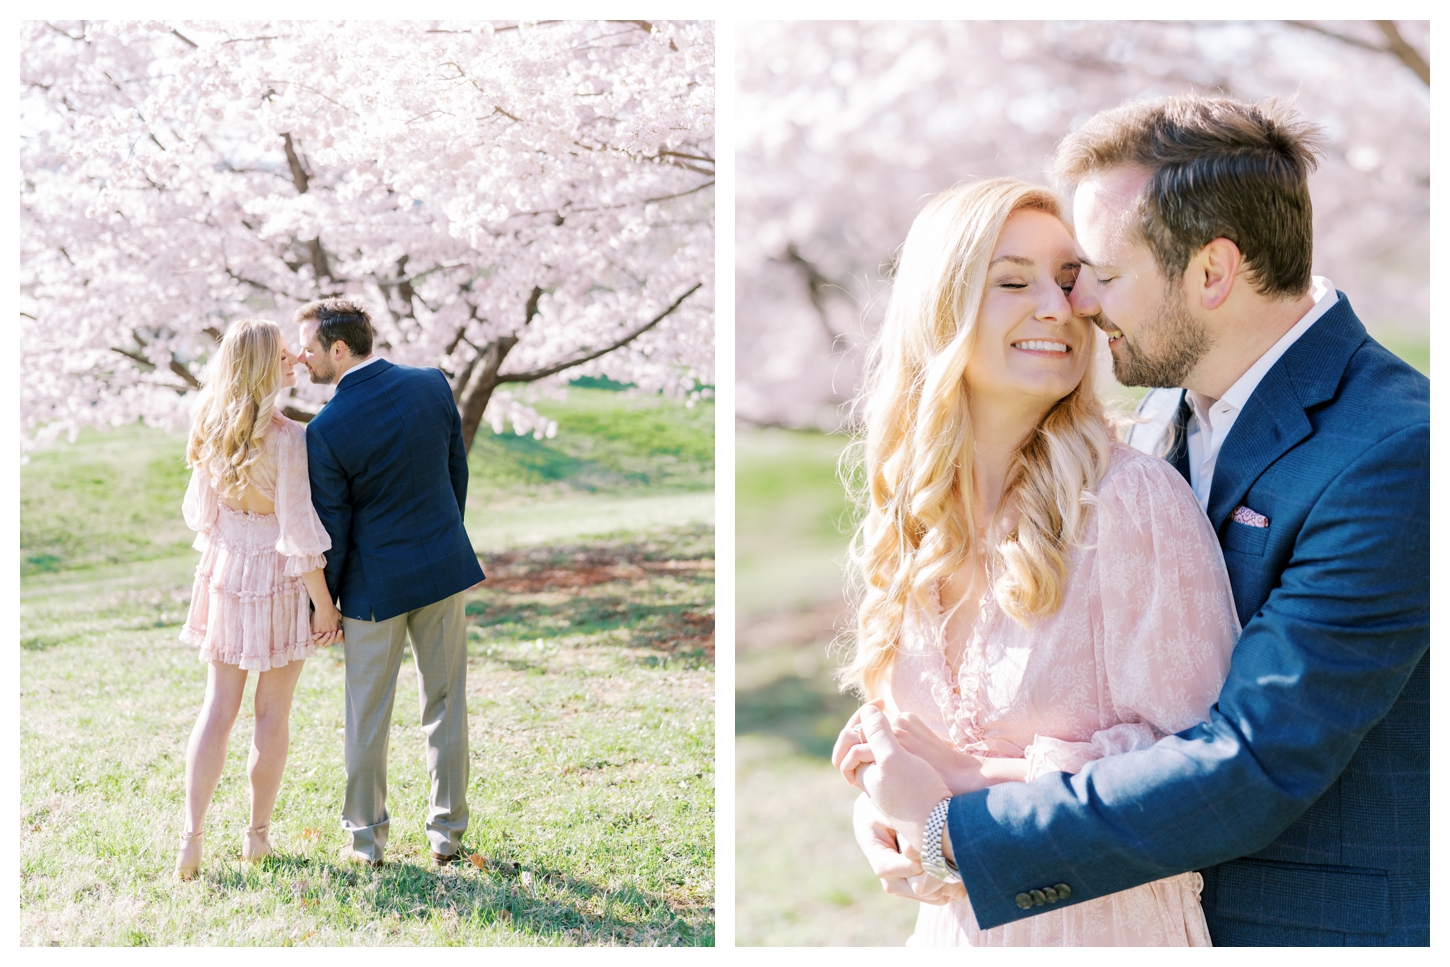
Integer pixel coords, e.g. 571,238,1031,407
370,361,450,394
1336,336,1429,425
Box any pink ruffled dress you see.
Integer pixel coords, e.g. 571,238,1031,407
179,413,332,672
887,444,1241,947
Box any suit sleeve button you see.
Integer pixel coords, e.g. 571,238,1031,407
1054,883,1072,899
1030,889,1047,905
1015,893,1033,909
1042,887,1059,902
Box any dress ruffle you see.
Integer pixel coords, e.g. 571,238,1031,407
180,505,316,672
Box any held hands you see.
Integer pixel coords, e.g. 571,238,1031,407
845,704,953,862
833,703,998,796
852,794,965,906
311,603,344,647
831,699,886,790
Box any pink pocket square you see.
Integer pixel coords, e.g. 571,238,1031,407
1231,505,1270,528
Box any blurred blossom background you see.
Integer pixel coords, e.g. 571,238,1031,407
734,20,1428,946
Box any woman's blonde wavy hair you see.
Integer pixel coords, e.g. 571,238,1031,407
840,178,1114,700
186,318,283,499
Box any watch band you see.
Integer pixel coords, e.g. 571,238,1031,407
921,797,961,884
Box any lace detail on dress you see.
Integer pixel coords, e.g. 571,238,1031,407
915,582,998,755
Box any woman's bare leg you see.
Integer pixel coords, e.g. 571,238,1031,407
247,658,307,832
182,661,249,836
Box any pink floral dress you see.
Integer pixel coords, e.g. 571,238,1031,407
179,413,332,672
887,444,1241,946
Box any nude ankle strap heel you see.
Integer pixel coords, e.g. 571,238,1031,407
241,824,273,862
175,828,204,880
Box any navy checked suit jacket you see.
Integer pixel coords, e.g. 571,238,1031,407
305,359,485,621
946,295,1429,945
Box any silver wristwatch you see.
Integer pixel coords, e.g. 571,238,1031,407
921,797,961,883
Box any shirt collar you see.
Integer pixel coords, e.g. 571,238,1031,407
1196,276,1337,416
337,354,384,387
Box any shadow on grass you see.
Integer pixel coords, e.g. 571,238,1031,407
735,673,860,761
734,600,859,761
465,526,716,670
470,596,713,667
201,853,710,945
478,432,651,492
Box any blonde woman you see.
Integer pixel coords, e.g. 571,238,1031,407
830,179,1240,945
175,319,340,879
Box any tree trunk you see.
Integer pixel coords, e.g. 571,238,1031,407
456,335,518,452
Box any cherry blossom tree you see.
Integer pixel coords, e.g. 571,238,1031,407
737,20,1428,429
21,19,714,451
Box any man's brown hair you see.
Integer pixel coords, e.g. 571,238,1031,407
1055,95,1325,298
295,297,374,358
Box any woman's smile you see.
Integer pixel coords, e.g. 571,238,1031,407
1010,338,1072,356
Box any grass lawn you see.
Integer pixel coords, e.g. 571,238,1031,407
20,387,714,947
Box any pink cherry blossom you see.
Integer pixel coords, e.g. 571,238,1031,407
737,21,1427,429
22,19,714,450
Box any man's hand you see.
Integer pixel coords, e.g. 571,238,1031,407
856,704,953,860
852,794,963,905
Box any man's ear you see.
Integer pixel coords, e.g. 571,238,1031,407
1194,237,1242,311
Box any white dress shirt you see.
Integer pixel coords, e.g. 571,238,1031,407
337,354,384,388
1184,277,1337,510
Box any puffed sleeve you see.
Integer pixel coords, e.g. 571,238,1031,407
181,460,219,552
1024,452,1241,780
272,418,332,576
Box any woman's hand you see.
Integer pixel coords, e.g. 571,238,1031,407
893,712,1031,793
311,602,343,647
299,567,343,647
832,699,887,789
891,712,990,795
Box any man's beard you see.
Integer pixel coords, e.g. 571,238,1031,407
1105,285,1214,388
307,358,338,385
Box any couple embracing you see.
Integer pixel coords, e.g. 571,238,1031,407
173,299,483,876
831,94,1428,945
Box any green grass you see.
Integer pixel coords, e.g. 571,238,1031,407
735,430,855,618
20,389,714,946
469,388,714,497
21,425,198,575
1374,331,1430,377
735,428,922,945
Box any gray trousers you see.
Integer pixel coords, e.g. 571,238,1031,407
341,591,469,860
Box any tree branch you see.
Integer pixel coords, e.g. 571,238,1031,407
281,132,309,194
497,282,701,383
775,243,849,342
171,28,199,49
1285,20,1384,52
1286,20,1429,85
1376,20,1429,85
281,405,315,423
169,357,201,390
112,329,201,390
111,345,153,369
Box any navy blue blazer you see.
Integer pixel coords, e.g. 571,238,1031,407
305,359,485,621
946,295,1429,945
